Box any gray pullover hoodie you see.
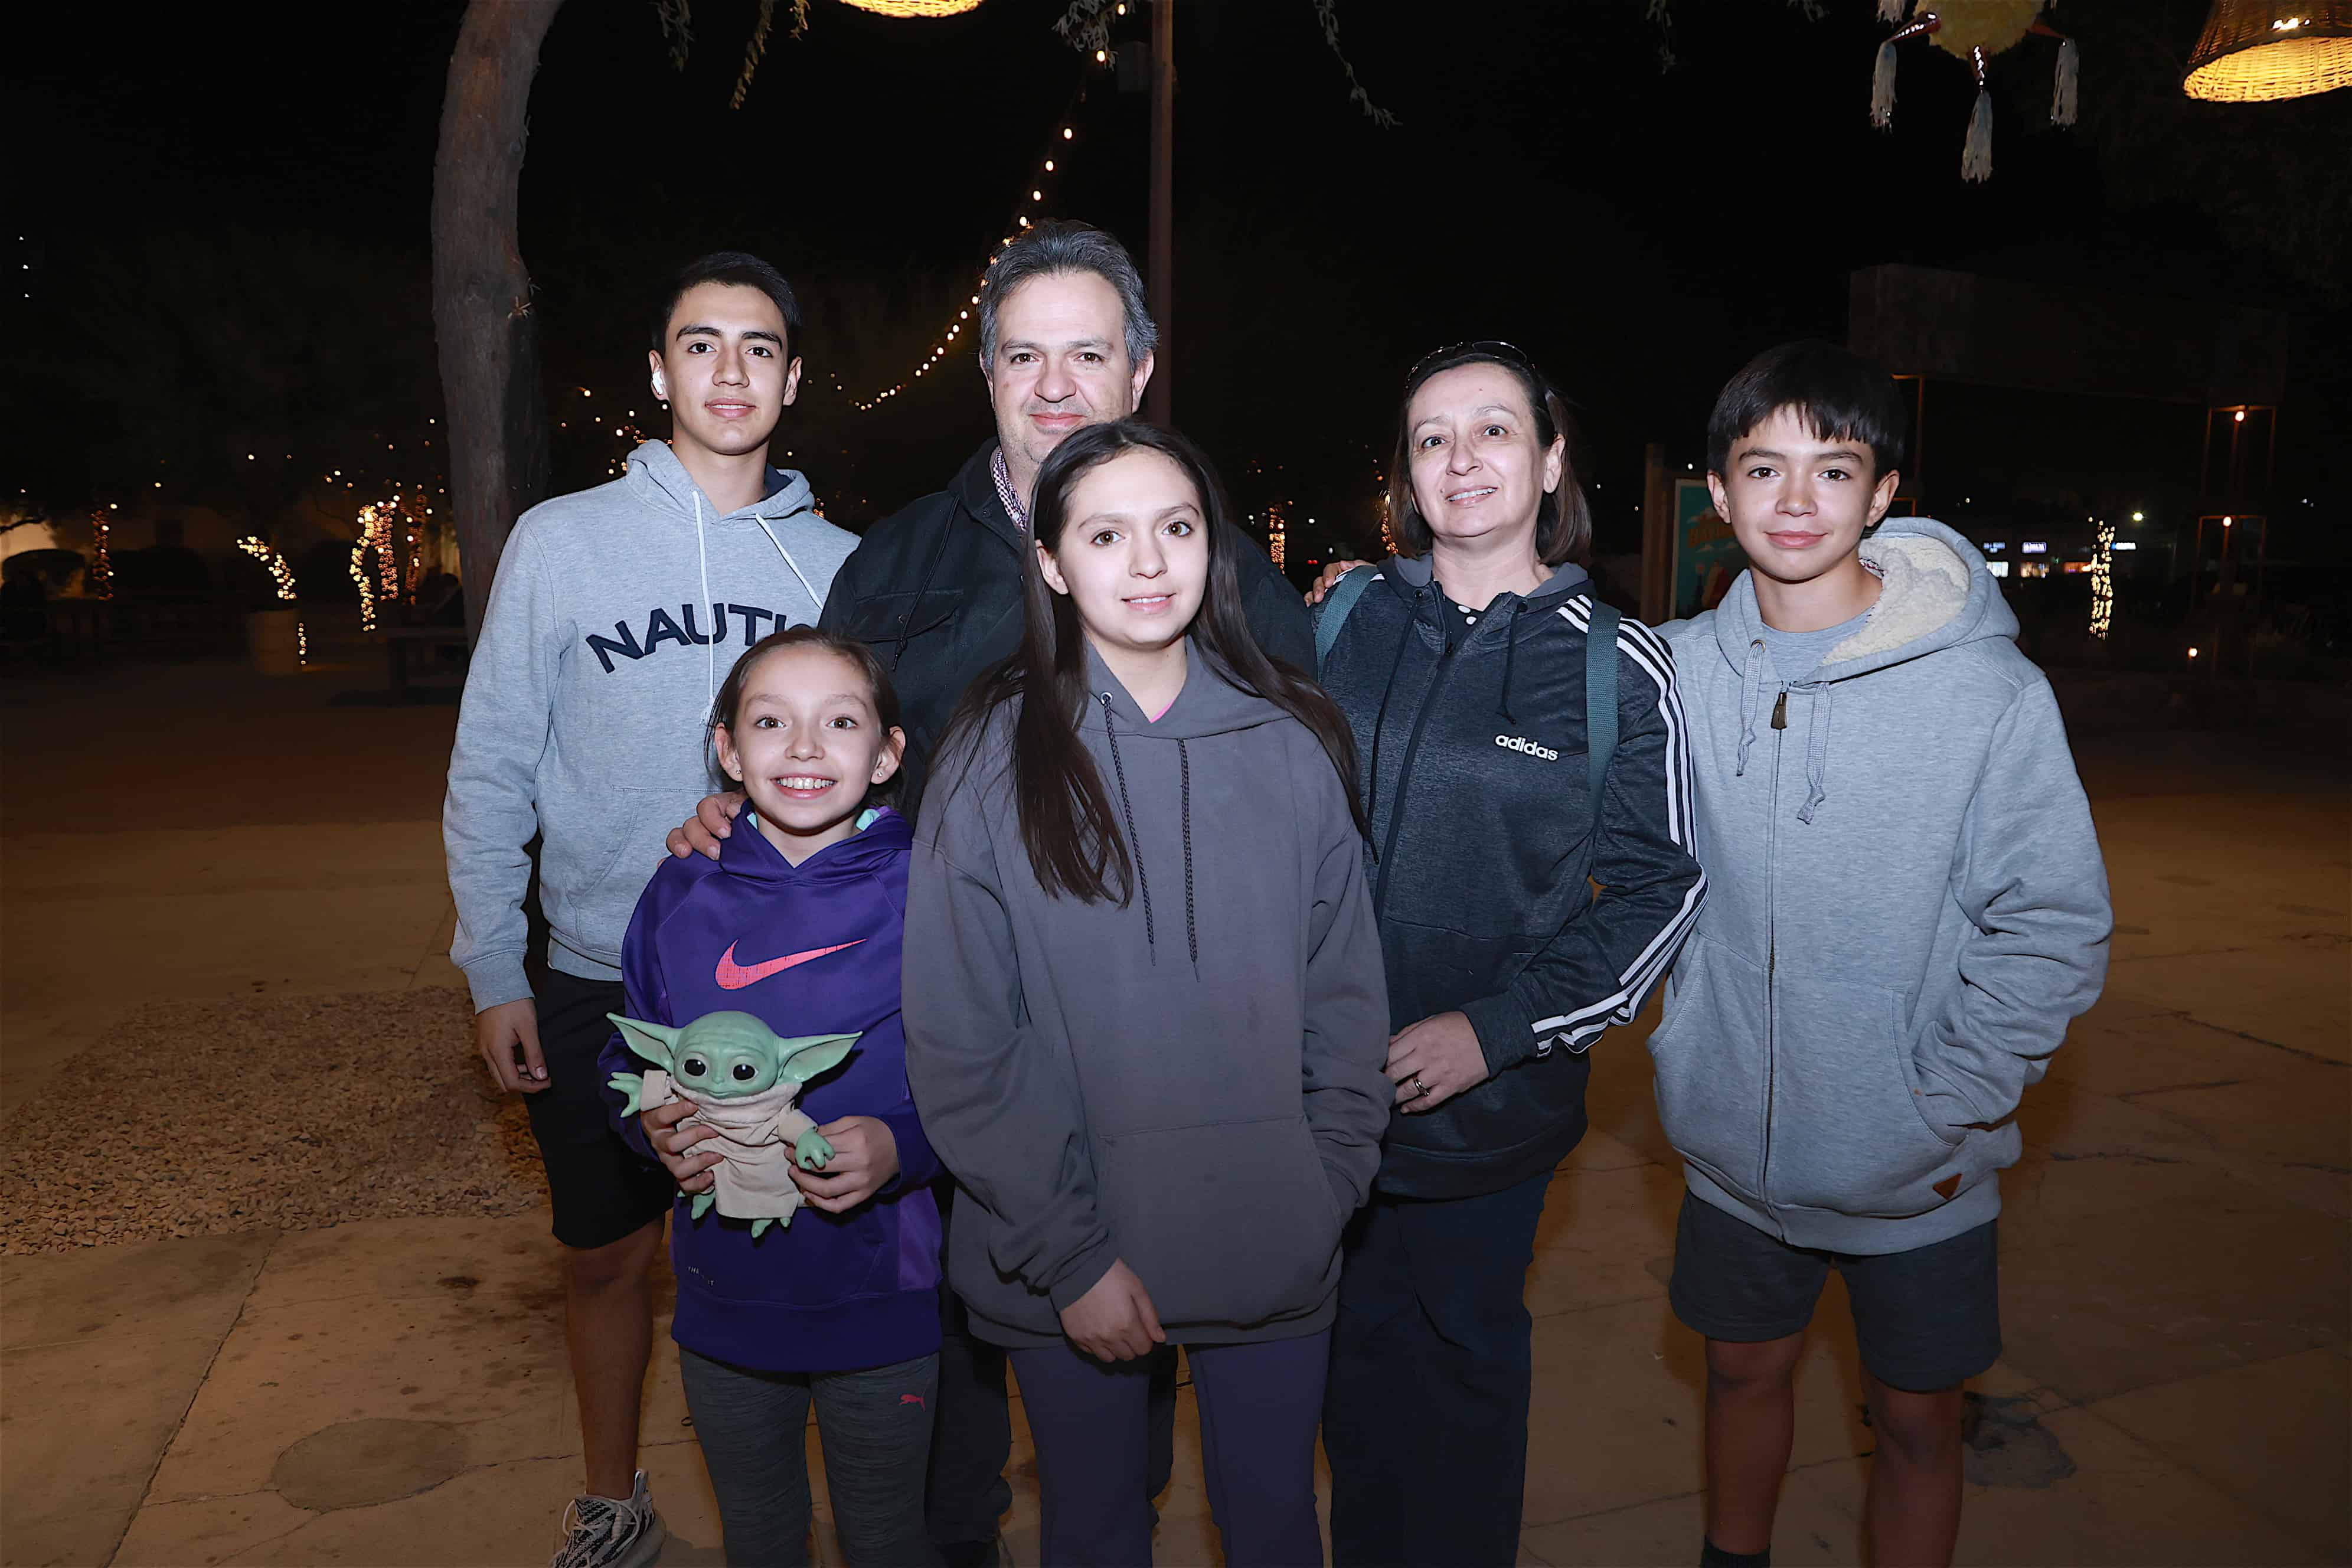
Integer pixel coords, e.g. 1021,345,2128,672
1657,518,2110,1253
904,641,1393,1348
444,440,858,1011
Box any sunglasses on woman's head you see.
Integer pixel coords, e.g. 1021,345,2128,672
1405,339,1535,387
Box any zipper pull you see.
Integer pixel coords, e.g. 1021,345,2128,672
1771,691,1788,730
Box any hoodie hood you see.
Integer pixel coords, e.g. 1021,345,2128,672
1078,638,1291,741
625,437,817,527
1384,553,1592,615
720,805,915,884
1711,517,2014,681
1712,518,2014,824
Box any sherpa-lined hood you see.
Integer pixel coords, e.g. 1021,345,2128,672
1704,519,2017,825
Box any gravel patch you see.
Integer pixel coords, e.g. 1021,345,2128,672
2,988,547,1255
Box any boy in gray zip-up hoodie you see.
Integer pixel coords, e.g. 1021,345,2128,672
1657,343,2109,1568
442,253,857,1567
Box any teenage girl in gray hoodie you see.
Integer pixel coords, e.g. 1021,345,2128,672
903,420,1392,1568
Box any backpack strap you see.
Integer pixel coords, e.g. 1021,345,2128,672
1313,566,1377,670
1583,598,1620,831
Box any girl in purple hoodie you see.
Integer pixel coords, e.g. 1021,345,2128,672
600,626,942,1568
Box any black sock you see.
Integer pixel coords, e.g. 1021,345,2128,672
1700,1540,1772,1568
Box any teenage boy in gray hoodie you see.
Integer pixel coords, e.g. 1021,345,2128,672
1655,341,2109,1568
443,251,857,1568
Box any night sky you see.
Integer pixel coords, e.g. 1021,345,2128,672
9,0,2348,574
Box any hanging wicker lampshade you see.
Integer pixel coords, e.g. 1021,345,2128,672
839,0,981,15
2184,0,2352,100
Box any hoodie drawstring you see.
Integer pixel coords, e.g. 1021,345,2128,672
1734,638,1772,778
754,517,821,619
1796,681,1834,824
1361,610,1417,857
1097,696,1158,961
1177,738,1197,969
693,494,716,707
1498,601,1525,726
1093,697,1198,971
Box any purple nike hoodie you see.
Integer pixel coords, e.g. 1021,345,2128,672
600,806,943,1373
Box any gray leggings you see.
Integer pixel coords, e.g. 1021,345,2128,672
678,1346,941,1568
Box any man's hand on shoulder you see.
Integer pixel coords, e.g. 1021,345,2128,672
667,791,745,861
1306,560,1371,606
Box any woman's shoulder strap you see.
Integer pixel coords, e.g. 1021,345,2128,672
1583,598,1620,826
1312,566,1380,669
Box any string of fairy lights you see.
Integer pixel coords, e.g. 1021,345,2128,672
845,88,1099,411
236,535,307,664
2089,519,2115,640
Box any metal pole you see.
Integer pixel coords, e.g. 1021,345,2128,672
1146,0,1174,428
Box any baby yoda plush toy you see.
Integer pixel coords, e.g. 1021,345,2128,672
607,1011,861,1237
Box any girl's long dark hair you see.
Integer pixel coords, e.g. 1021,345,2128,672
936,420,1366,904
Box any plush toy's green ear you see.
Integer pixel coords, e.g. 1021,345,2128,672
778,1032,861,1085
608,1014,682,1071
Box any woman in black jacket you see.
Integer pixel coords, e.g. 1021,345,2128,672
1314,342,1705,1568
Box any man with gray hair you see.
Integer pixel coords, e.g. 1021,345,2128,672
824,218,1309,811
671,220,1309,1567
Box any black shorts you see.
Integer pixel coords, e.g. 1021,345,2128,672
522,961,676,1252
1668,1190,2000,1392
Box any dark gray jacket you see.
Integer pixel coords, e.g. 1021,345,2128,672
903,641,1391,1348
1317,557,1706,1200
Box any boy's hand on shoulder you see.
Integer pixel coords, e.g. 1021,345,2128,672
642,1100,723,1191
666,791,746,861
1060,1259,1165,1363
789,1116,900,1212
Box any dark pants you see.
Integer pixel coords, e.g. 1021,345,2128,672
679,1347,940,1568
1324,1170,1554,1568
1011,1332,1331,1568
924,1188,1178,1547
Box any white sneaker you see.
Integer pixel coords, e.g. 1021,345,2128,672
551,1471,667,1568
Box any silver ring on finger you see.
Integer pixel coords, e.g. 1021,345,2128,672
1410,1074,1432,1099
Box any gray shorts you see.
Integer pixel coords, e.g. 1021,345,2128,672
1668,1191,2000,1391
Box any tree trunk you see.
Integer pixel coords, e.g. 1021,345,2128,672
432,0,565,646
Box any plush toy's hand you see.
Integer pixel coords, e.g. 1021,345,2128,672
608,1072,646,1118
794,1127,835,1171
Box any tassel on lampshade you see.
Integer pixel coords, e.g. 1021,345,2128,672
2183,0,2352,100
1868,0,2081,181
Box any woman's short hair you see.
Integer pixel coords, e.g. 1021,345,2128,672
1386,342,1592,568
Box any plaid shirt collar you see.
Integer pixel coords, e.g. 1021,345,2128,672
990,446,1029,533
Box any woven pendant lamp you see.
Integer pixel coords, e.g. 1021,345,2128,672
2184,1,2352,99
840,0,981,14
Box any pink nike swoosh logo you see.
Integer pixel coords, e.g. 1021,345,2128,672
714,939,864,990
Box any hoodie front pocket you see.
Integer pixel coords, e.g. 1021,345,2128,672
1766,975,1961,1217
1645,935,1769,1201
1095,1115,1342,1331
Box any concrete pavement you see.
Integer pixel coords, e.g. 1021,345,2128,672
2,655,2344,1566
